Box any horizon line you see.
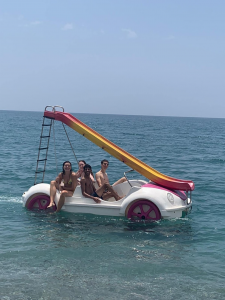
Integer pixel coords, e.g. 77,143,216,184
0,109,224,120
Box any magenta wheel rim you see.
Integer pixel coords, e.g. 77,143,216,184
26,194,55,211
127,200,161,221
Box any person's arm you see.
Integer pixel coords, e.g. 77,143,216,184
63,173,77,192
75,169,82,178
55,173,62,190
95,172,102,187
81,179,101,203
90,173,95,182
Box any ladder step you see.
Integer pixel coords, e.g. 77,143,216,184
40,135,50,138
39,147,48,150
42,124,52,127
35,170,45,174
37,159,47,162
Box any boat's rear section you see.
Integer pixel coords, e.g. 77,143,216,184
22,183,56,211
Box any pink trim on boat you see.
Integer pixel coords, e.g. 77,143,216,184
142,183,187,201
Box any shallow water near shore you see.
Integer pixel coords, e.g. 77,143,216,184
0,110,225,299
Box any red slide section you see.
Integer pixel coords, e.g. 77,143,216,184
44,110,195,191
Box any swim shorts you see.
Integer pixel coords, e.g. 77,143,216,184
92,192,103,199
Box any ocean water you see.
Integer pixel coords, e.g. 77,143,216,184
0,110,225,300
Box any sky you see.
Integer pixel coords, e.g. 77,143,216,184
0,0,225,117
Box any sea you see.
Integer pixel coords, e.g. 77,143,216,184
0,110,224,300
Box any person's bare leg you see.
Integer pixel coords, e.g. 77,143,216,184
55,190,73,212
95,184,108,197
55,193,66,212
97,183,123,201
112,177,127,186
106,185,123,201
102,191,115,201
48,180,57,208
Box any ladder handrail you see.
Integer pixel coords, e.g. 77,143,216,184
34,116,52,185
45,105,64,112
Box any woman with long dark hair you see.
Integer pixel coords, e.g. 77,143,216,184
75,160,95,183
48,161,77,212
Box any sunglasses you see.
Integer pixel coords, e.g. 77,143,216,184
103,163,109,166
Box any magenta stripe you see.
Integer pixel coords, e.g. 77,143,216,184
142,183,187,201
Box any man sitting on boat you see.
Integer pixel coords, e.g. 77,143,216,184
95,159,127,191
81,164,123,203
47,161,77,211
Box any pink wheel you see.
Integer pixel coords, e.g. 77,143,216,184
126,200,161,221
26,194,56,211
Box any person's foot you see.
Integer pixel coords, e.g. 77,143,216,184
116,196,125,201
47,202,55,208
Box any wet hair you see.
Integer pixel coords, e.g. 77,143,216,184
79,160,86,165
62,161,72,174
101,159,109,165
84,164,92,171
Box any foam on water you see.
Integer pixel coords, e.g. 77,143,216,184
0,196,23,203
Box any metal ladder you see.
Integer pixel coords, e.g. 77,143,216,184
34,116,53,185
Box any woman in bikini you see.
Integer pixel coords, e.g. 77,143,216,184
47,161,77,212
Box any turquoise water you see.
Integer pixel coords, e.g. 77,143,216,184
0,110,225,299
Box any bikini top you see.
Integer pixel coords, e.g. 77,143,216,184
61,175,72,185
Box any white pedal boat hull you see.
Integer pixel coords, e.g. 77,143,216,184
22,180,192,220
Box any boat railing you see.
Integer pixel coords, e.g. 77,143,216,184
124,169,135,187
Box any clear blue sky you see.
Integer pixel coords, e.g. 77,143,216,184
1,0,225,117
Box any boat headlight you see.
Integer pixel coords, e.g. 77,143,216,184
167,193,174,203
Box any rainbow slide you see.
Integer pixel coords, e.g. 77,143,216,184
44,110,194,191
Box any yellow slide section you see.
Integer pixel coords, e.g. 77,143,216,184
44,110,194,191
